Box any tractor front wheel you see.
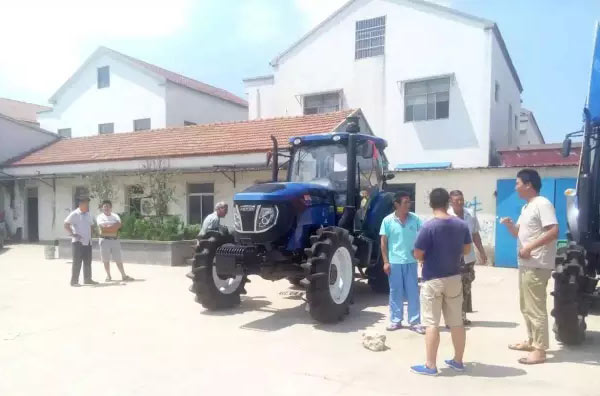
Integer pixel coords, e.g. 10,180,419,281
187,230,246,310
305,227,356,323
551,259,588,345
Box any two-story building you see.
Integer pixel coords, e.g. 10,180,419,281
39,46,248,138
244,0,524,168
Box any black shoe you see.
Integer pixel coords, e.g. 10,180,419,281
84,280,99,285
70,282,81,287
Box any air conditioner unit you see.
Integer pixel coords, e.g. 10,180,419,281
140,198,155,216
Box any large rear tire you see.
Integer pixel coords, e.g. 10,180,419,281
186,230,246,310
551,259,587,345
304,227,357,323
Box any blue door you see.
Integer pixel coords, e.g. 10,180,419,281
494,178,572,268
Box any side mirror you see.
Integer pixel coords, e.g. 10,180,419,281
266,151,272,167
562,138,572,158
359,142,374,159
384,173,395,181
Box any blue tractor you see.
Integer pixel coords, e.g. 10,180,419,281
187,116,395,323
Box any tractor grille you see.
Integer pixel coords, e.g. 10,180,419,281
237,204,256,232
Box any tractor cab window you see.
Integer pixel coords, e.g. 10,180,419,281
357,140,384,191
290,144,348,191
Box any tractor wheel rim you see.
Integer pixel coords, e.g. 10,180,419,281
329,246,352,304
211,266,243,295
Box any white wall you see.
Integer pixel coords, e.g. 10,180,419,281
165,83,247,126
19,170,271,241
0,116,58,163
39,53,167,137
245,0,523,168
489,33,522,158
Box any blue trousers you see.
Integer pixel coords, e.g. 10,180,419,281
389,262,420,325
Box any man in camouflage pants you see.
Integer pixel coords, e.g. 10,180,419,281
449,190,488,324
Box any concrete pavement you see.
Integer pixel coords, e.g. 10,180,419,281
0,244,599,396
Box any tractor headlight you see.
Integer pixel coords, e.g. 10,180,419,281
233,206,243,232
256,205,278,232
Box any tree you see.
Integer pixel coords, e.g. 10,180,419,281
138,158,177,219
87,172,116,204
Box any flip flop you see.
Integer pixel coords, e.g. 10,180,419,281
508,342,534,352
518,357,545,365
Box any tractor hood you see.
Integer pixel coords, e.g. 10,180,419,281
234,182,333,202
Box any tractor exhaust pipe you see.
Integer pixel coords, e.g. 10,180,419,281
339,116,360,231
270,135,279,182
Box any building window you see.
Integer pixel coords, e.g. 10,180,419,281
98,123,114,134
58,128,71,138
404,77,450,122
97,66,110,89
73,186,89,209
134,118,151,131
514,114,518,131
126,185,145,215
495,81,500,102
188,183,214,225
508,104,513,145
303,92,340,115
184,121,196,126
355,16,386,60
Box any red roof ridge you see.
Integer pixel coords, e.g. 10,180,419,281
101,47,247,107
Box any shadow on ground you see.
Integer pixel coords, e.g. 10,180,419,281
469,320,519,328
547,330,600,366
443,362,527,378
239,281,387,333
0,246,10,256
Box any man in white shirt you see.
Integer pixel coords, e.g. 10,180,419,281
64,195,97,286
501,169,559,365
198,202,228,237
96,200,133,282
448,190,488,325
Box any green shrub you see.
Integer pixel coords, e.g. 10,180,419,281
116,213,191,241
183,224,201,240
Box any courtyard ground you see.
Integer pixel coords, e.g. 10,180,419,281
0,244,599,396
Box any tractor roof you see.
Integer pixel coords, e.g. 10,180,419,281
289,132,387,149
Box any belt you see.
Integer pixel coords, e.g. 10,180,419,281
101,237,118,240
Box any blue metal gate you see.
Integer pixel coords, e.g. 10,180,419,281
494,177,576,268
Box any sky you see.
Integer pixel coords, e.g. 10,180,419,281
0,0,598,143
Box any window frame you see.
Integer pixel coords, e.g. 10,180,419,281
72,186,89,209
302,91,341,115
97,66,110,89
98,123,114,134
403,76,451,123
133,118,151,131
125,184,145,215
355,16,386,60
58,128,71,138
187,183,215,225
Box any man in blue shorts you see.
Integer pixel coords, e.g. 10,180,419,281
411,188,472,376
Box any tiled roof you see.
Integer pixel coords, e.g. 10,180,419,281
109,48,248,107
8,110,355,167
0,98,50,124
498,144,581,167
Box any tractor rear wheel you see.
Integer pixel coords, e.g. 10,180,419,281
304,227,356,323
186,230,246,310
551,259,587,345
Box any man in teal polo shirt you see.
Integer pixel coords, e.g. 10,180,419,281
380,191,424,333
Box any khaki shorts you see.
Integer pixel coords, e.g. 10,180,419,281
99,238,122,263
421,274,463,327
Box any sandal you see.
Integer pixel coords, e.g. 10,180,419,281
122,275,134,282
508,342,534,352
518,357,545,365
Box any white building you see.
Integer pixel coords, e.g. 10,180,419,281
518,108,545,145
39,47,248,138
244,0,523,168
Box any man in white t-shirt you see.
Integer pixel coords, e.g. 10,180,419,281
501,169,559,365
64,195,97,286
96,200,133,282
449,190,488,325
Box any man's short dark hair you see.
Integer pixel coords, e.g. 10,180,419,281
394,191,411,203
101,200,112,207
429,188,450,209
517,168,542,193
449,190,463,198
